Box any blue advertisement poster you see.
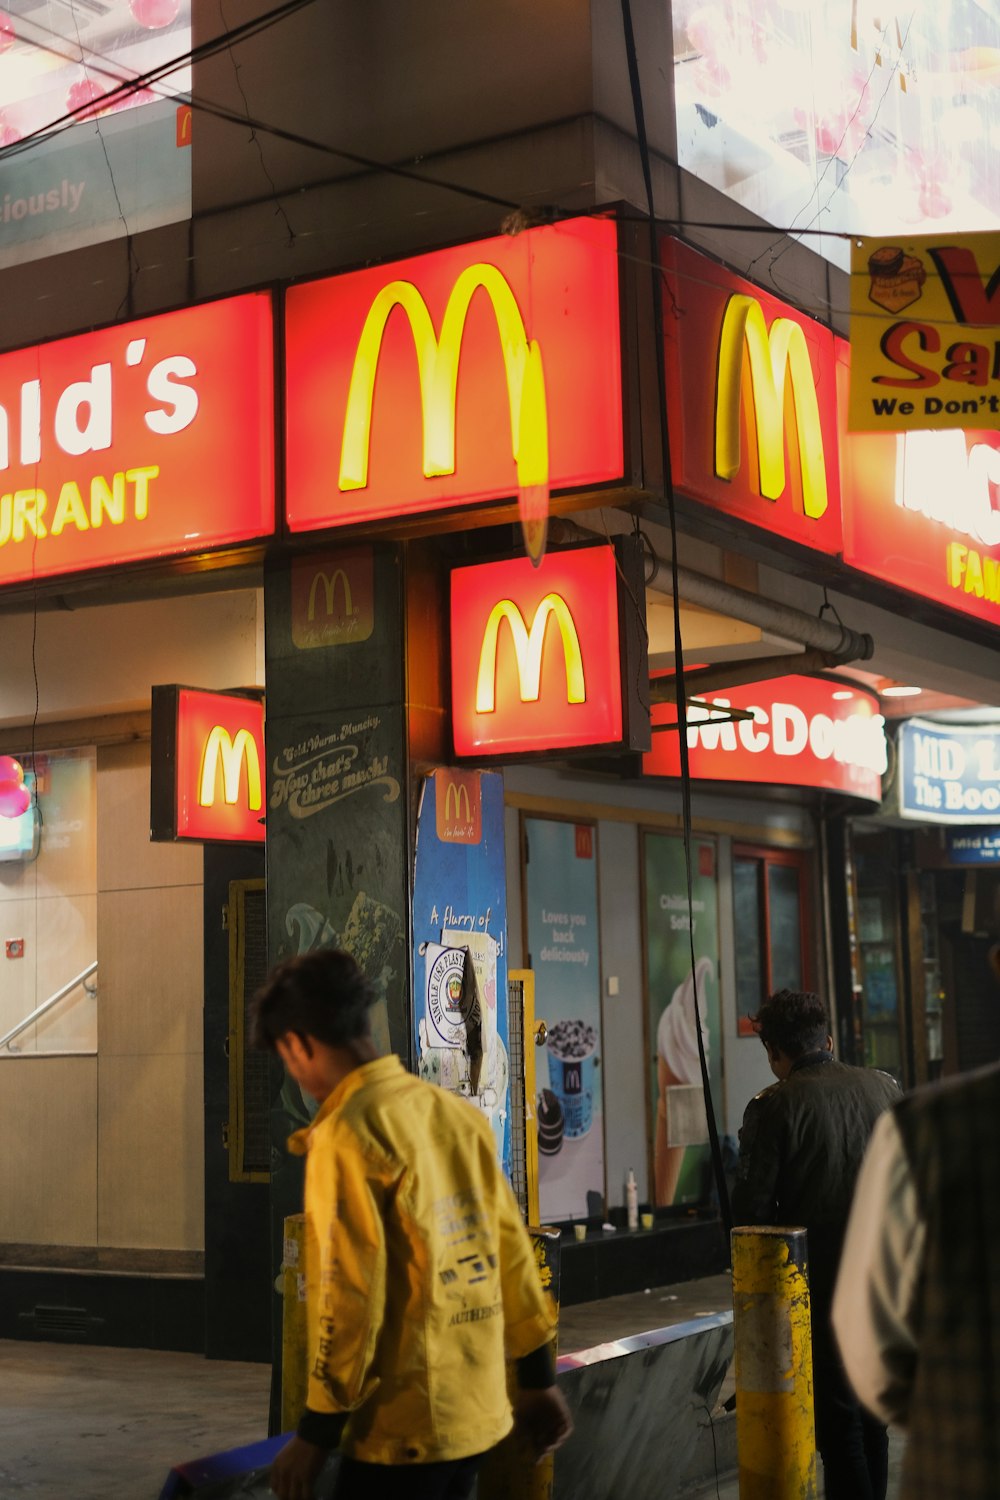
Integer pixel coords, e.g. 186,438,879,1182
412,769,510,1172
524,816,603,1222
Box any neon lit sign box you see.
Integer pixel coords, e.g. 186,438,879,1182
285,217,623,532
450,541,649,759
0,294,274,588
644,674,886,802
661,238,843,556
151,685,266,844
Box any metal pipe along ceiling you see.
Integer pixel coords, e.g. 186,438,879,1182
645,556,875,666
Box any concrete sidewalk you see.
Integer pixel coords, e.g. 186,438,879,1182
0,1271,907,1499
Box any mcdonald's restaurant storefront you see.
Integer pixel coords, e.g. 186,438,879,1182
3,206,998,1363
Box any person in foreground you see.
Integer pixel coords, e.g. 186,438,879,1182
833,1055,1000,1499
731,989,900,1500
251,948,572,1500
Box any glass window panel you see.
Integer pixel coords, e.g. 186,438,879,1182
733,858,764,1016
768,862,803,993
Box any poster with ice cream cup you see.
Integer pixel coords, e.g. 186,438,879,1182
523,816,604,1223
643,832,722,1208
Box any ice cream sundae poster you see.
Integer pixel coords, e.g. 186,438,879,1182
523,816,604,1223
848,230,1000,434
643,832,722,1208
412,769,511,1175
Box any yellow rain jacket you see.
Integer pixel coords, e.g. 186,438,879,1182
288,1055,555,1464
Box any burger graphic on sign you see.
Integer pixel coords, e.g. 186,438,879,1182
867,244,927,314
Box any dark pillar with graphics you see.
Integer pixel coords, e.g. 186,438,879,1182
262,539,416,1430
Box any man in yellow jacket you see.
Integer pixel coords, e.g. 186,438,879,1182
251,948,571,1500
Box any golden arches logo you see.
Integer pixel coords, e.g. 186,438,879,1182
199,726,262,810
307,567,355,622
476,594,585,713
444,781,473,823
339,264,549,496
715,293,828,519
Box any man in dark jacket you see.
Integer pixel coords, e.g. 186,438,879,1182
731,988,900,1500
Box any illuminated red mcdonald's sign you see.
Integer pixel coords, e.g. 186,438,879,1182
0,294,274,589
284,217,623,532
450,541,649,759
660,239,843,556
151,685,266,844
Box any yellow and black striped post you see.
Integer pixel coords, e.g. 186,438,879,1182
280,1213,308,1434
478,1227,561,1500
731,1226,817,1500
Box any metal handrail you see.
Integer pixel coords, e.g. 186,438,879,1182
0,961,98,1052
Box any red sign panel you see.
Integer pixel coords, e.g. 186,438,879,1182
840,341,1000,629
0,295,274,588
644,675,886,802
451,547,625,758
661,238,843,555
435,769,483,845
290,546,375,649
151,686,266,844
285,217,623,532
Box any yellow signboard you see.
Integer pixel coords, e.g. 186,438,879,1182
849,231,1000,432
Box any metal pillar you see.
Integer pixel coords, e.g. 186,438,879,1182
731,1226,817,1500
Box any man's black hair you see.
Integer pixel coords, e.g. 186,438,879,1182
250,948,376,1051
751,989,829,1058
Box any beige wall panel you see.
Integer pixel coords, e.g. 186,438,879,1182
0,848,37,903
0,896,37,1040
97,742,202,894
0,1057,97,1245
0,893,99,1053
0,592,262,730
98,1051,204,1250
97,885,203,1059
34,749,97,901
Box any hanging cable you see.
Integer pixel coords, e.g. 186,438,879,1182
619,0,731,1238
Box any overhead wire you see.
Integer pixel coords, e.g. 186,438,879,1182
619,0,733,1240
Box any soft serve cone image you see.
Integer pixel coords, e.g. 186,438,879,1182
654,956,713,1205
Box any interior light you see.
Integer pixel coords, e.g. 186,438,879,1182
831,689,854,700
881,684,922,698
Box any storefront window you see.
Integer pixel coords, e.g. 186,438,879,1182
0,746,97,1055
733,846,810,1029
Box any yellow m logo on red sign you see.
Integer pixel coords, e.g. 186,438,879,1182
476,594,586,713
199,726,262,810
715,294,828,519
339,264,549,496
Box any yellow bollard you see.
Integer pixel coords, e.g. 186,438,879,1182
478,1227,561,1500
280,1213,308,1434
731,1226,817,1500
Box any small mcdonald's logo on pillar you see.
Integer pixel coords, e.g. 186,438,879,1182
575,825,593,859
291,547,374,648
176,104,192,148
450,545,634,759
435,769,482,845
